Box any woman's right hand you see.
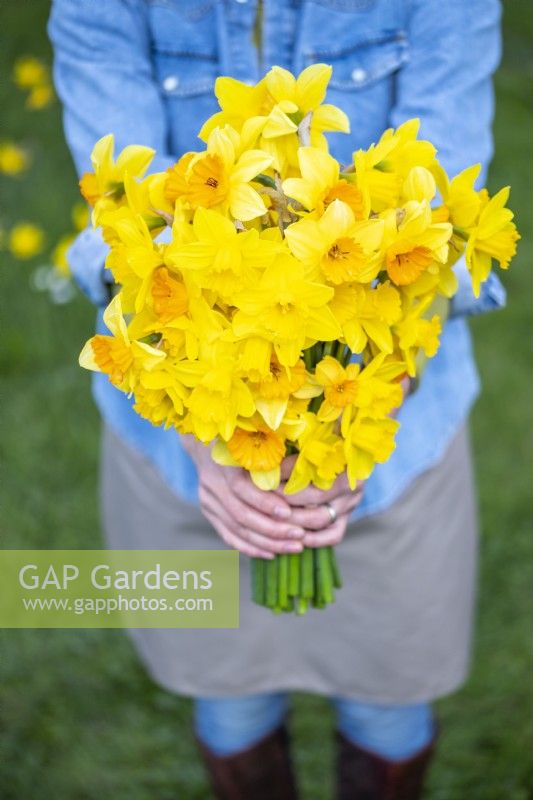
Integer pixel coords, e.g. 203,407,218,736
182,436,306,559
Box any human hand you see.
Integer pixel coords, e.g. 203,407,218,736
182,436,306,559
274,456,365,548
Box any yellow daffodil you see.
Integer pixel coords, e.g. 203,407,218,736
434,164,482,229
247,355,318,429
232,252,341,366
167,207,278,300
342,415,400,487
182,361,256,443
212,414,286,490
394,296,442,377
401,166,437,204
79,294,165,393
103,211,167,313
283,146,365,218
465,186,520,296
284,413,346,494
382,200,451,287
133,363,188,429
315,353,404,423
175,126,273,221
200,64,349,174
330,281,402,353
286,199,384,284
353,119,437,213
79,134,155,211
8,223,44,259
75,65,518,524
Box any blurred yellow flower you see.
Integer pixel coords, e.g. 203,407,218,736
13,56,54,109
9,223,45,260
26,83,54,110
51,234,74,276
13,56,48,88
0,141,30,175
71,202,90,231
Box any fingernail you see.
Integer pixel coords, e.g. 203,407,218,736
285,542,303,553
274,505,291,520
287,528,304,539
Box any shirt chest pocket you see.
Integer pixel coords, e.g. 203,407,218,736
299,27,409,159
301,30,408,92
147,0,219,98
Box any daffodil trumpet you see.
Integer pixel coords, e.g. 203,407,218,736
78,64,518,614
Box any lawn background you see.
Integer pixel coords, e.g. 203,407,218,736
1,2,532,798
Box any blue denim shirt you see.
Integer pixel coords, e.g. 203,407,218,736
49,0,505,517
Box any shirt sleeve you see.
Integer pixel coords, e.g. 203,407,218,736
48,0,176,306
390,0,506,318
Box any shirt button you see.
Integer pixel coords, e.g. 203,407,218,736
163,75,179,92
351,67,367,84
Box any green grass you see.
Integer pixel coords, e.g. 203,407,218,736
1,2,533,798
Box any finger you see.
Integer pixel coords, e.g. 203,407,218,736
203,500,303,556
287,503,334,531
209,484,305,540
245,528,304,555
202,484,305,543
280,454,298,481
230,470,293,520
202,508,275,560
303,516,349,548
275,475,351,506
276,475,364,507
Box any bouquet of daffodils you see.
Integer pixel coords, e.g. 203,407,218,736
79,65,518,614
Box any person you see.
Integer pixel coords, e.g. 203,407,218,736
48,1,505,798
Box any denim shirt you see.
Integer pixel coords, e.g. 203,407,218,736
49,0,505,517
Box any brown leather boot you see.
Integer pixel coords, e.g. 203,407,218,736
336,730,436,800
197,723,298,800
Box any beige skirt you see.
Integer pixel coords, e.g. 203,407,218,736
100,423,478,703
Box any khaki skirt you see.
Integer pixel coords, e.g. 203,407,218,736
100,424,478,703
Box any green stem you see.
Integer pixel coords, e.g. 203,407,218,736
317,547,334,605
278,554,289,609
288,553,300,597
328,546,343,589
296,597,309,615
266,557,279,608
252,558,266,605
301,547,314,600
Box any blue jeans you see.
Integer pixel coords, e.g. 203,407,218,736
194,694,434,762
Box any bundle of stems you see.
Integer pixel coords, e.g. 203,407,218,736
251,545,342,614
251,338,349,614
